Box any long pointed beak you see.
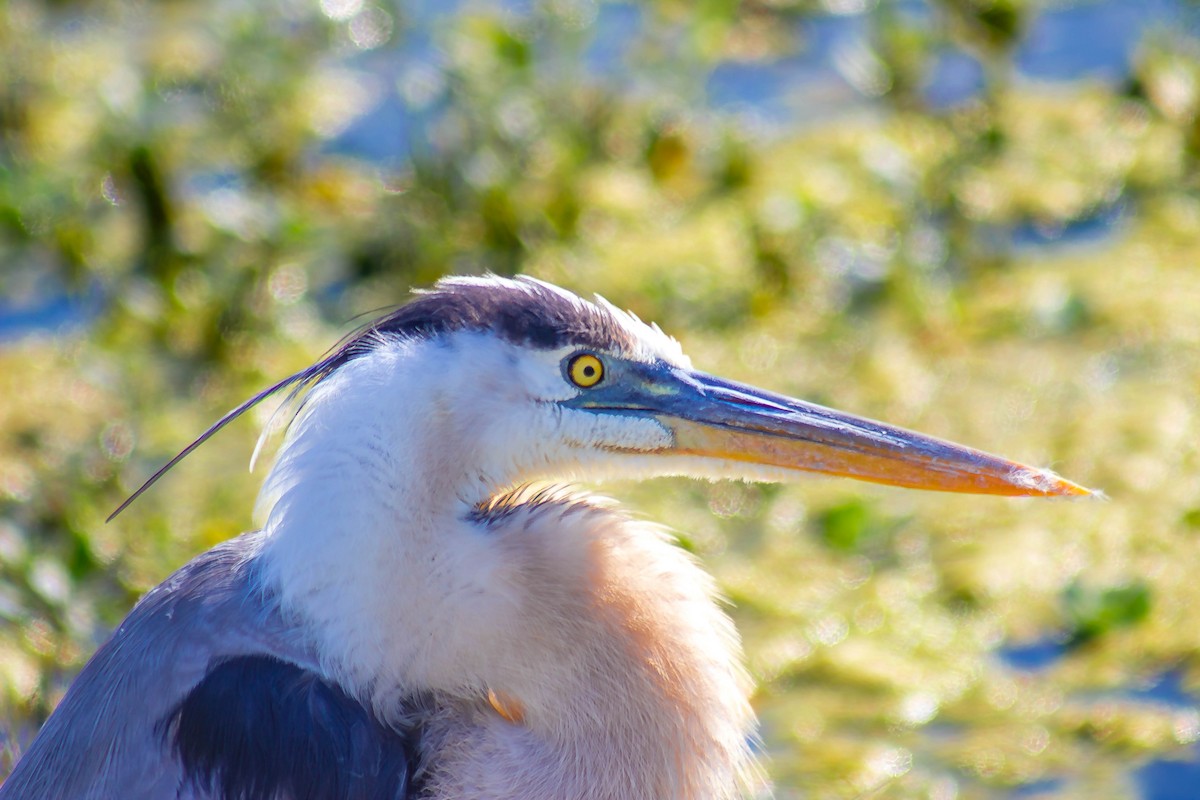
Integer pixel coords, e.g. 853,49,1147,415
578,366,1093,498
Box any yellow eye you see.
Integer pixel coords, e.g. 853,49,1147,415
567,353,605,388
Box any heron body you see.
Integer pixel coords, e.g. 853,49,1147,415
0,277,1089,799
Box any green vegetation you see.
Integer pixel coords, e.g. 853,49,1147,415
3,1,1200,797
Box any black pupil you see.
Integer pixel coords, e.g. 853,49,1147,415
582,365,595,377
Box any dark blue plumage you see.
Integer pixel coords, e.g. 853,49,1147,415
164,656,419,800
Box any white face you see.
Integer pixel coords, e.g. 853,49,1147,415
257,320,696,525
430,334,678,492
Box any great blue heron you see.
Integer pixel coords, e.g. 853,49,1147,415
1,276,1091,799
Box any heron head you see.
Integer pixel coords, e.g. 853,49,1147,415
109,275,1090,522
336,276,1091,500
482,296,1089,497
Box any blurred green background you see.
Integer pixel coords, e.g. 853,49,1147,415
3,0,1200,797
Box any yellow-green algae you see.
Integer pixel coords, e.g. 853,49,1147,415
2,1,1200,797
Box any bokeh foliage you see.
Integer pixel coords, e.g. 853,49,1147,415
4,0,1200,797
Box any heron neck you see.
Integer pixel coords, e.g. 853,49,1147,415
417,493,759,800
255,344,512,690
254,345,758,798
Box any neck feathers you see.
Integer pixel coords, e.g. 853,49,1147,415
256,342,501,695
422,489,760,799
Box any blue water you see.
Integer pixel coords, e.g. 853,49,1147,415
1002,640,1200,798
0,277,102,342
331,0,1197,160
707,0,1193,116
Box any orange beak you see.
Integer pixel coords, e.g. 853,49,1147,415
573,364,1092,498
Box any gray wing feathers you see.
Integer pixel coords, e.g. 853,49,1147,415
0,532,314,800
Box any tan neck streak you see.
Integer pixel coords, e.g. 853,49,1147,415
421,492,758,800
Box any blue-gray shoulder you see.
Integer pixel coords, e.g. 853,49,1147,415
0,533,422,800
